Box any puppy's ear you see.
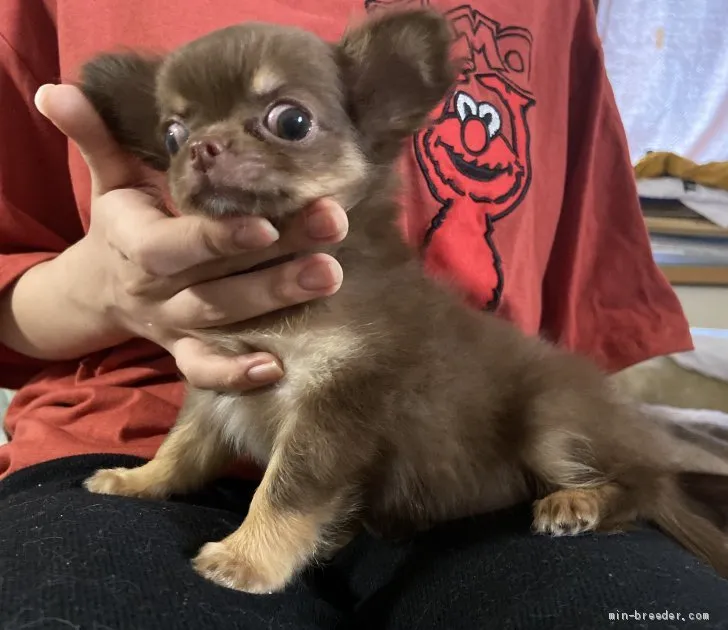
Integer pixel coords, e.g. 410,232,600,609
78,53,169,171
336,9,455,162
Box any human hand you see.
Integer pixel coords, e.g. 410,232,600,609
35,84,348,391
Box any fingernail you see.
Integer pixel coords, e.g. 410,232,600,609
297,259,342,291
233,220,279,249
247,361,284,383
34,84,55,112
305,202,347,240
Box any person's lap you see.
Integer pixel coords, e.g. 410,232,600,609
1,454,726,629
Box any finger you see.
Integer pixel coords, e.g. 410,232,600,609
298,198,350,242
35,84,141,195
254,197,350,264
172,198,349,287
159,253,343,329
101,194,282,278
172,338,284,392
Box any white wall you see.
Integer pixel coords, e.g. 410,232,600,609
674,286,728,329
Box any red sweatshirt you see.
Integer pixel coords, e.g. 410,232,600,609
0,0,692,479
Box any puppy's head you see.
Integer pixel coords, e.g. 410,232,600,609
79,9,454,220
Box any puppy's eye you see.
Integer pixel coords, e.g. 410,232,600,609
265,104,312,142
165,121,190,155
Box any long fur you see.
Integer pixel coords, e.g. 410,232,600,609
77,9,728,593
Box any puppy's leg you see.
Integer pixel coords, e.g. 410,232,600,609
193,414,366,594
85,389,233,499
524,428,642,537
523,389,728,575
519,383,647,537
524,418,661,538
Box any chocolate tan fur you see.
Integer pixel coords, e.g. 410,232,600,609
79,9,728,593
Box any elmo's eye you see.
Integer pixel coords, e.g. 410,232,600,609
165,121,190,154
265,104,313,141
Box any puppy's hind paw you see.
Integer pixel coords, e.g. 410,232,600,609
532,488,601,537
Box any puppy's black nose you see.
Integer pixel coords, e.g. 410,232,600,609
189,139,226,172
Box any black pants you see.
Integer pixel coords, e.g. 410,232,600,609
2,455,728,629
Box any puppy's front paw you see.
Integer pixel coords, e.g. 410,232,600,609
532,488,601,536
83,467,168,499
193,541,285,595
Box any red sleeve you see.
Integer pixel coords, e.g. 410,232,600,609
0,0,85,388
539,0,692,373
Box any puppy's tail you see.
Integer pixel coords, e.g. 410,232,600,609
646,472,728,578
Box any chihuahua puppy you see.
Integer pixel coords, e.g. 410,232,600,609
80,9,728,593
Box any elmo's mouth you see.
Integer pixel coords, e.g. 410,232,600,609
440,142,512,182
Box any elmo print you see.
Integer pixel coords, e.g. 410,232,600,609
367,1,536,309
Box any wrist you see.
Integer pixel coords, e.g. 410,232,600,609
0,238,132,360
57,236,132,346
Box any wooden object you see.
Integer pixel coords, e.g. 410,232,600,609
645,216,728,239
646,220,728,286
660,265,728,286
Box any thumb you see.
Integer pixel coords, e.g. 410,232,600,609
35,83,141,195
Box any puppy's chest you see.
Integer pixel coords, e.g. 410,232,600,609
207,325,366,463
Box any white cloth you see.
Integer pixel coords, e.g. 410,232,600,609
0,388,13,445
643,403,728,428
637,177,728,228
671,329,728,383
